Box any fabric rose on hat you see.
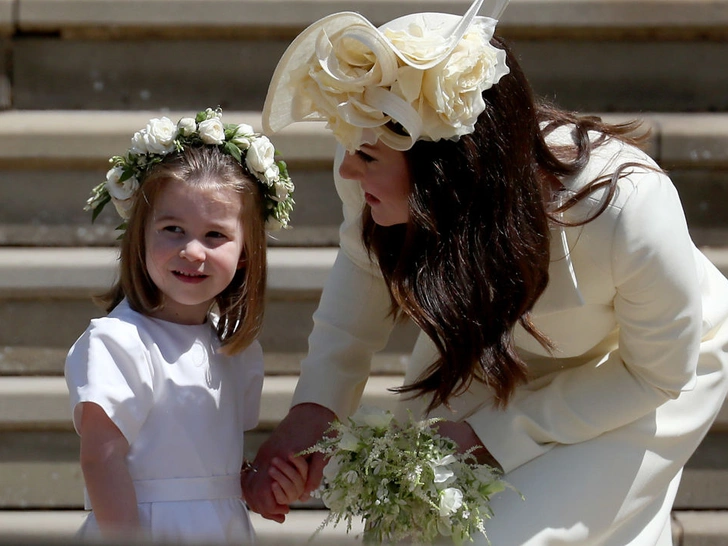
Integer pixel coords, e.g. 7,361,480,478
418,21,509,140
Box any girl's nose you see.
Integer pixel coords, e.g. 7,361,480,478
338,151,361,181
179,239,205,261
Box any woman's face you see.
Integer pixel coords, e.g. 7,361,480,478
338,140,411,226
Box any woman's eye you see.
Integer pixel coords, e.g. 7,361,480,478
355,150,375,163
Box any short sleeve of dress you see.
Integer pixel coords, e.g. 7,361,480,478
65,317,154,445
241,340,265,431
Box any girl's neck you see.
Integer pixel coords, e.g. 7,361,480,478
148,304,210,326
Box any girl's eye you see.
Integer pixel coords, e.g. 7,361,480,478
207,231,227,240
163,225,183,234
355,150,375,163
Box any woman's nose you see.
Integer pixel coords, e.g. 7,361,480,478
338,152,361,181
179,239,205,261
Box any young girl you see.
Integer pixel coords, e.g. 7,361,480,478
65,108,302,544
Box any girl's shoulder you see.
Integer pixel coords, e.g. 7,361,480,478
79,299,154,353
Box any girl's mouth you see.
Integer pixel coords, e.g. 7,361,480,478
173,270,208,283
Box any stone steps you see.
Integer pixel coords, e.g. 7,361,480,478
0,509,727,546
1,245,727,356
0,246,421,353
1,375,727,510
1,110,728,248
2,1,728,112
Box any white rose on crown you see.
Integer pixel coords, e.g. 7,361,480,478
105,165,138,201
177,117,197,136
198,118,225,145
130,117,178,155
232,123,256,150
105,166,139,220
246,136,276,174
86,108,295,231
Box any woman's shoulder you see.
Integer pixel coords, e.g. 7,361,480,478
552,128,671,219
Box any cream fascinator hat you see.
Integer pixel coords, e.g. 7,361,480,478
263,0,510,151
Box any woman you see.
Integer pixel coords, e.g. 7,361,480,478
243,0,728,543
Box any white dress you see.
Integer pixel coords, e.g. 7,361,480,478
292,135,728,545
65,299,264,545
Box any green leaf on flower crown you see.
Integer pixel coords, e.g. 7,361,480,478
91,194,111,222
224,141,242,163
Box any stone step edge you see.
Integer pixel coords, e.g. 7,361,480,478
0,510,726,544
1,375,726,433
2,246,728,298
0,509,364,544
0,246,338,298
0,375,401,431
9,0,728,35
1,110,728,168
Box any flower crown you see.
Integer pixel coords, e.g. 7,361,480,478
85,108,295,231
263,0,510,152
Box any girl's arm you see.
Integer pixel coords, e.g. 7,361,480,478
79,402,140,535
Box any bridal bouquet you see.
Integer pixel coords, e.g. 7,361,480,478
300,406,511,545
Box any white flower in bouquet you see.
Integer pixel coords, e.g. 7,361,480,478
300,406,515,545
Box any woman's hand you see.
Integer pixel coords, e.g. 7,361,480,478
435,420,502,471
242,403,335,523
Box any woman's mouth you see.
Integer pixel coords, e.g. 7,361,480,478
364,192,380,206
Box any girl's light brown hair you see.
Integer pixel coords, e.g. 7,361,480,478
99,145,267,356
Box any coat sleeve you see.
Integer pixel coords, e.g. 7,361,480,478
291,146,396,419
466,168,704,474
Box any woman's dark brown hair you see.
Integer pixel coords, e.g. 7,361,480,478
363,36,650,411
98,145,268,356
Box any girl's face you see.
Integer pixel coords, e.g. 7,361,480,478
338,140,411,226
145,180,245,325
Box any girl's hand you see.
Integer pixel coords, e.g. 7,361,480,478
269,453,309,505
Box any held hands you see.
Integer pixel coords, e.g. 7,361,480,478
241,403,335,523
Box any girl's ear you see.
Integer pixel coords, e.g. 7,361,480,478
237,253,247,270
